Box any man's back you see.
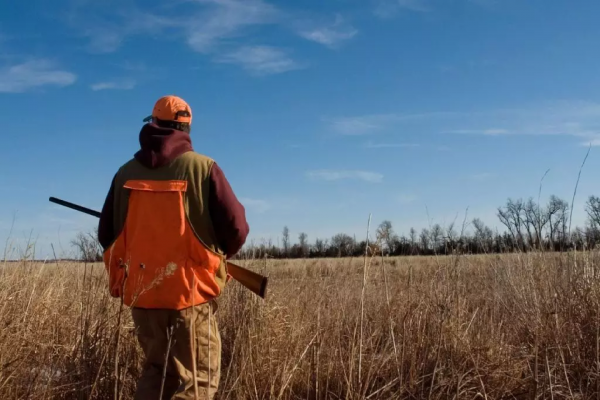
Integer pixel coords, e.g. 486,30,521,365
99,122,249,307
97,95,248,399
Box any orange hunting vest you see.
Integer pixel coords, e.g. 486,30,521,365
103,179,224,310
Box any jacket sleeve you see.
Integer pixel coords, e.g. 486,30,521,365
97,174,116,251
208,162,249,258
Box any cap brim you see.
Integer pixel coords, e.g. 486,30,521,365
143,115,153,123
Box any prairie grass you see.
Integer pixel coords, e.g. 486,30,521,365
1,251,600,399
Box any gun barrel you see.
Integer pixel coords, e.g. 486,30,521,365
48,196,268,299
49,197,101,218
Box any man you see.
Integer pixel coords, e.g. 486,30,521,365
97,95,249,399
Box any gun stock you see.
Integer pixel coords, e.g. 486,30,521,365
49,196,268,299
227,261,268,298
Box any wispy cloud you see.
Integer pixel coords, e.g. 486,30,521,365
0,59,77,93
217,45,303,75
374,0,497,18
329,112,458,135
330,116,387,135
332,100,600,145
374,0,430,18
76,9,180,54
90,79,136,91
397,0,431,12
67,0,278,55
68,0,312,77
66,0,364,77
444,101,600,141
470,172,496,181
397,193,418,204
581,138,600,147
468,0,499,6
240,197,271,213
186,0,280,53
297,14,357,48
446,128,510,135
365,141,420,148
307,170,383,183
84,29,123,54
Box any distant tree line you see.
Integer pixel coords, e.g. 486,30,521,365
237,194,600,259
70,194,600,261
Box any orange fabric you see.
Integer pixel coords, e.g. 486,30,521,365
151,95,192,124
124,180,188,192
103,179,223,309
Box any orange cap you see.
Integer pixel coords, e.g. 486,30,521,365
144,95,192,125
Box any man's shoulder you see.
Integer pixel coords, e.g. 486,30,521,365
174,151,218,175
116,152,216,173
178,151,215,165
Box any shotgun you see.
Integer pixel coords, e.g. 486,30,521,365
49,196,267,299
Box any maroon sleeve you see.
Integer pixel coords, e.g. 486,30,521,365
97,175,116,250
209,163,249,258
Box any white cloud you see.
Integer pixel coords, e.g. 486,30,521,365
365,142,420,148
297,14,357,48
374,0,430,17
79,10,180,54
397,193,418,204
68,0,362,76
581,138,600,147
240,198,271,213
329,111,458,135
70,0,278,55
374,0,499,18
470,173,496,181
217,46,303,75
331,116,386,135
333,100,600,145
397,0,431,12
307,170,383,183
484,129,509,135
0,59,77,93
85,29,123,54
186,0,280,53
446,128,510,135
90,79,136,91
446,101,600,140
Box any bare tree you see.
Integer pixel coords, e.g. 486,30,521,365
420,228,430,253
524,198,551,249
376,220,398,255
331,233,355,257
72,229,103,262
546,195,569,248
585,196,600,247
430,224,443,253
472,218,493,252
298,232,308,258
497,198,526,250
282,226,290,257
314,238,328,257
586,196,600,228
409,228,417,254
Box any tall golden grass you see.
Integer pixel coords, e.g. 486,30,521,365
1,250,600,399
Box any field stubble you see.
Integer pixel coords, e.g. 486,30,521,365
1,251,600,399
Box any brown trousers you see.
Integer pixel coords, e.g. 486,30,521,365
131,301,221,400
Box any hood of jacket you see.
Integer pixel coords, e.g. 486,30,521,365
134,123,193,168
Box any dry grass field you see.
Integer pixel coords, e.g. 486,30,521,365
1,251,600,399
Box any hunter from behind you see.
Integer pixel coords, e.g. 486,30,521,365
97,94,249,399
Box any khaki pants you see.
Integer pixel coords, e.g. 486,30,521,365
131,301,221,400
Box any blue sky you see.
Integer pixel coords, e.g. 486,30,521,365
2,0,600,258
